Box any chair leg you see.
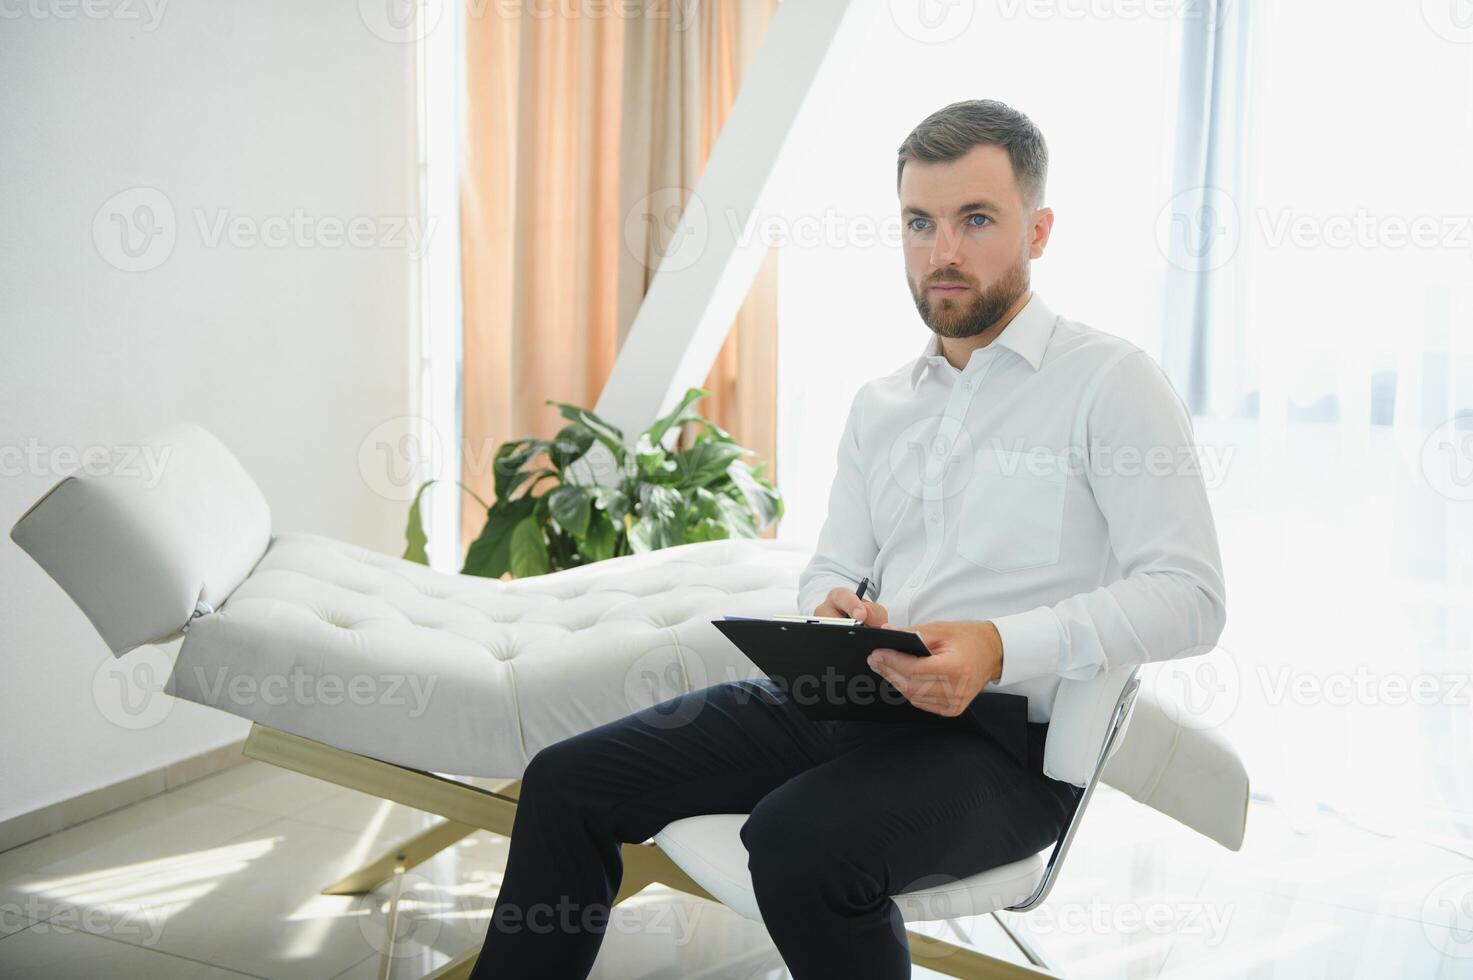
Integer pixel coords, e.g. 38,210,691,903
907,927,1059,979
322,819,478,895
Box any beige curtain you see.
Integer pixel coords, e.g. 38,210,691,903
460,1,780,551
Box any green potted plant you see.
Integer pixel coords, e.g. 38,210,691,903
402,386,783,578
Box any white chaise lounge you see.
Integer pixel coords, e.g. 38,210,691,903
11,422,1249,979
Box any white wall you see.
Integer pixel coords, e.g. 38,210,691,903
0,2,422,824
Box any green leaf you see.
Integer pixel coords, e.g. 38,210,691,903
628,513,682,553
402,480,436,564
549,400,626,458
591,485,632,523
580,512,618,563
686,517,730,543
714,493,759,538
492,439,547,501
509,514,551,578
547,484,592,537
549,424,596,471
674,440,746,488
639,483,685,523
642,386,708,452
462,495,536,578
725,459,782,528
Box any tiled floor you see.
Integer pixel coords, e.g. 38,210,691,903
2,761,1471,978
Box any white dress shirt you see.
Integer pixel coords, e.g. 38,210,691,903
795,292,1227,722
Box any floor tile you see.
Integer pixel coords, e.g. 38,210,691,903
0,921,261,978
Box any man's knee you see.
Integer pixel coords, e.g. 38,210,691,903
741,803,866,906
520,735,591,801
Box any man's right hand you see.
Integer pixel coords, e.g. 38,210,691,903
817,587,889,627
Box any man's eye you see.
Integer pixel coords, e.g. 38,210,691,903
908,218,931,232
967,214,991,228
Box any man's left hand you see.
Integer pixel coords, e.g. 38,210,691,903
866,620,1004,718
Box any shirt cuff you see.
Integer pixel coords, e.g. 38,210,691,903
992,605,1064,687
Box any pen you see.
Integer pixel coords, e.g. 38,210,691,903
856,576,871,602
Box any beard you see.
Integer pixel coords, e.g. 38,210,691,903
910,254,1030,340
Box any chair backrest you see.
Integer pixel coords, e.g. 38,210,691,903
9,423,272,656
1009,663,1251,913
1009,666,1141,912
1041,664,1141,787
1100,682,1251,852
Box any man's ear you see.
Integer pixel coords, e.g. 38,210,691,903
1028,206,1055,259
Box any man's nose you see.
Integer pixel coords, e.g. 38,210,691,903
928,224,963,267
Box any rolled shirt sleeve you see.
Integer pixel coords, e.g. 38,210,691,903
991,350,1227,686
796,388,880,617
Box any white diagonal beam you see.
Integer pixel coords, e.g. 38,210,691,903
594,0,870,444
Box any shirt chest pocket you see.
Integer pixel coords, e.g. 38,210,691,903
955,448,1069,572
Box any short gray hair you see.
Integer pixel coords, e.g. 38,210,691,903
896,99,1049,209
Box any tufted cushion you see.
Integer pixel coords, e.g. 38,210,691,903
166,532,812,778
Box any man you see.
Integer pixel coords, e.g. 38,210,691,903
471,98,1226,979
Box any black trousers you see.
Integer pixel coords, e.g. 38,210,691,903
469,677,1082,979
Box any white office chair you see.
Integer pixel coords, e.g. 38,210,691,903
651,665,1252,977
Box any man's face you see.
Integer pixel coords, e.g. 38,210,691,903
899,144,1052,339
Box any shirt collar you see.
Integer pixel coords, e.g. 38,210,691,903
908,291,1057,390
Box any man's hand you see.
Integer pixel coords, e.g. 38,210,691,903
864,620,1004,718
817,587,888,627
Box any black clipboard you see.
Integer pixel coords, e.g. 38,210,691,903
712,617,949,723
